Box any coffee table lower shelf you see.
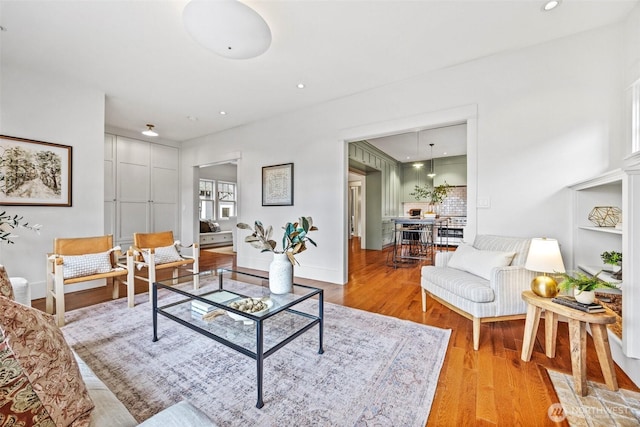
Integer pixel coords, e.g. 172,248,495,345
151,269,324,408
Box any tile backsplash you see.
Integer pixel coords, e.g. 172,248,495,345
403,185,467,217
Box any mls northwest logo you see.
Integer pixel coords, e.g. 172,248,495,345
548,403,566,422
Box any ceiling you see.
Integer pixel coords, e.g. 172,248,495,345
1,0,637,142
366,123,467,163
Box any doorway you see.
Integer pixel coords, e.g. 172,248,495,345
348,172,364,239
340,104,478,283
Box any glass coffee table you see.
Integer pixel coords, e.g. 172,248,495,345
152,269,324,408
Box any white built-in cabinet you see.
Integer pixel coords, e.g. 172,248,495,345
104,134,179,249
570,158,640,386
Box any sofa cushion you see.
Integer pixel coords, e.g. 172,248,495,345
473,235,531,266
63,251,113,280
421,265,494,303
72,353,137,427
137,401,217,427
447,244,516,280
199,220,211,233
0,333,55,426
0,296,94,427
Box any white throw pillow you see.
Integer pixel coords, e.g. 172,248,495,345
63,251,112,279
447,244,516,280
142,245,182,265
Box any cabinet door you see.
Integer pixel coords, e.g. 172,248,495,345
104,134,116,237
116,137,151,245
150,144,179,235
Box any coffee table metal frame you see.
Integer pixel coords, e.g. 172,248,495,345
152,268,324,408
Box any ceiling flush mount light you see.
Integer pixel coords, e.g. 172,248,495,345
142,124,158,137
542,0,561,12
427,143,436,178
297,83,305,89
183,0,272,60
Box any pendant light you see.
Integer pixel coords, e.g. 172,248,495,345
427,143,436,178
412,131,423,170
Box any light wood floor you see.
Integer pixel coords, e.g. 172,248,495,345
33,238,639,426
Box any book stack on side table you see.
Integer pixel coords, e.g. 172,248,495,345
551,295,606,313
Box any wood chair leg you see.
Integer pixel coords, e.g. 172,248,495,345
521,304,542,362
126,254,135,308
473,317,481,350
568,319,588,396
111,278,120,300
45,275,54,315
54,277,65,327
544,310,558,358
421,288,427,312
590,323,619,391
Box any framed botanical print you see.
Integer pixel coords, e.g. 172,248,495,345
0,135,72,206
262,163,293,206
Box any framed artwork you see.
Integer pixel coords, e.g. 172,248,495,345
0,135,72,206
262,163,293,206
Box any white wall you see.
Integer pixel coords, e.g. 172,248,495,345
181,24,626,283
0,64,105,298
624,3,640,86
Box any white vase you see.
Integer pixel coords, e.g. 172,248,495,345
574,288,596,305
269,252,293,294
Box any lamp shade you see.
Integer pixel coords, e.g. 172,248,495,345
183,0,272,60
524,238,566,273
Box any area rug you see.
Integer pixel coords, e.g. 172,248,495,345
61,281,451,426
203,246,235,255
547,369,640,426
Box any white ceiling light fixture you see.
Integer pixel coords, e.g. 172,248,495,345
142,124,158,137
542,0,561,12
427,143,436,178
183,0,272,60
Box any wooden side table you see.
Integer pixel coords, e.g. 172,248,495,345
520,290,618,396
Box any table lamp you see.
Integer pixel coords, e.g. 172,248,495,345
524,237,566,298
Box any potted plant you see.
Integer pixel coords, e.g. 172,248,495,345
558,270,618,304
237,217,318,294
409,182,451,215
600,250,622,280
0,211,41,244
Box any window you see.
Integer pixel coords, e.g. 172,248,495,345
199,179,236,220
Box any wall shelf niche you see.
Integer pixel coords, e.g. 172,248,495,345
569,162,640,387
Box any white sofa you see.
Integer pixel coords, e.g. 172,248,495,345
10,280,216,427
421,235,535,350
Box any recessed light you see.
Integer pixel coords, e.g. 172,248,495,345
142,124,158,137
542,0,561,11
297,83,305,89
187,115,198,121
219,111,227,115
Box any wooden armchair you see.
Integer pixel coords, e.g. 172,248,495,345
46,235,134,326
130,231,200,302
